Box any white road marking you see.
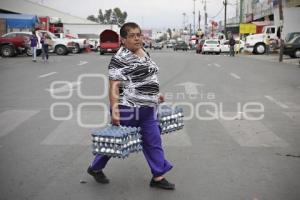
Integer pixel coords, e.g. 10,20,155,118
213,63,221,68
0,110,39,138
230,73,241,80
45,81,81,94
38,72,57,78
264,95,289,109
41,110,108,145
219,112,289,147
78,61,88,66
176,82,204,95
208,64,212,66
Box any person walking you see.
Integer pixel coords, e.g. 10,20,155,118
229,36,236,57
30,30,38,62
40,32,49,63
87,22,175,190
264,35,271,55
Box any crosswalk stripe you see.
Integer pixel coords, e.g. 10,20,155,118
41,110,107,145
0,110,39,138
41,118,91,145
219,112,289,147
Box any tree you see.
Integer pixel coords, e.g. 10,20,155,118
87,7,127,26
167,28,172,39
87,15,99,23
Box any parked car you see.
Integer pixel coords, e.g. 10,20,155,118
153,42,163,50
285,32,300,43
173,41,188,51
0,32,42,57
54,33,88,53
196,39,205,54
36,30,75,55
283,36,300,58
166,42,174,48
99,29,120,55
78,34,99,52
202,39,221,54
220,39,245,53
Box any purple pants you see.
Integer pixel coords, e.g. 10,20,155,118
90,105,173,177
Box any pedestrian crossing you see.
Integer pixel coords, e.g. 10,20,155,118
219,112,289,147
0,110,39,138
0,108,297,148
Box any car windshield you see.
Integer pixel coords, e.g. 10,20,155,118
289,36,300,44
40,31,58,39
286,33,300,42
206,40,218,44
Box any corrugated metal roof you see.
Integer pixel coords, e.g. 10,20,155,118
0,0,98,24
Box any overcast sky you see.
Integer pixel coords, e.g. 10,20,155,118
31,0,237,30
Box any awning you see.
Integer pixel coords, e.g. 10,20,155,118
251,21,273,26
0,14,38,29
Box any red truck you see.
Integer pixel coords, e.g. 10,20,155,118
38,16,63,33
99,29,120,55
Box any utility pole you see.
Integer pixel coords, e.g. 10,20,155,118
203,0,208,36
198,10,201,31
223,0,228,38
279,0,284,62
183,12,186,30
193,0,196,34
239,0,244,23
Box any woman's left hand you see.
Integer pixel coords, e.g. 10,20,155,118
158,94,165,104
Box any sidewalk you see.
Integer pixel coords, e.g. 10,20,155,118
238,52,300,66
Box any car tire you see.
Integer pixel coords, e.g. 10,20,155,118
55,45,67,55
26,48,32,56
72,44,80,54
254,43,266,55
1,45,15,57
294,49,300,58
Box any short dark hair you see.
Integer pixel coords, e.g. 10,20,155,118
120,22,141,38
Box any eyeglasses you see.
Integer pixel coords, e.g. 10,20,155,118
127,33,143,39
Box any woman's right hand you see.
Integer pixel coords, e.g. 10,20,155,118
111,107,120,126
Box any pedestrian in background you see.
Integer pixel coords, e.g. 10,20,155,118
30,30,38,62
40,32,49,63
229,36,236,57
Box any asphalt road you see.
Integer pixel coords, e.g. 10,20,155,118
0,49,299,200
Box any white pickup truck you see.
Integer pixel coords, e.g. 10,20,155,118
245,25,279,54
36,30,76,55
54,33,88,53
